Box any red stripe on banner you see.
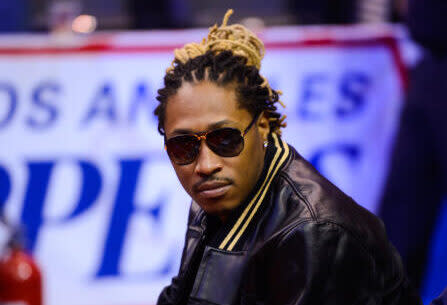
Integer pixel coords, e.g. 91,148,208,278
0,37,408,89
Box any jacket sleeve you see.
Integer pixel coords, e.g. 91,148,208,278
157,233,191,305
243,221,421,305
157,202,200,305
157,275,183,305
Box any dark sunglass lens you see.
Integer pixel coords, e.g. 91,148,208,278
207,128,244,157
166,135,199,164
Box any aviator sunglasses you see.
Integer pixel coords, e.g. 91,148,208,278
165,114,260,165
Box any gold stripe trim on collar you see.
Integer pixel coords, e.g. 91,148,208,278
218,133,289,250
218,134,282,250
227,135,289,251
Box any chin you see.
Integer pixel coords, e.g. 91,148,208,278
197,198,238,217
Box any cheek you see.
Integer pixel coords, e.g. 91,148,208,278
246,134,264,161
173,166,194,192
234,137,264,182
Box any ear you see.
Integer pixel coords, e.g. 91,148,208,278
256,111,270,141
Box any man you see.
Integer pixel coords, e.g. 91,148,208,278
154,10,422,305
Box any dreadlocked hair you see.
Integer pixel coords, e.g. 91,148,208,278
154,9,286,135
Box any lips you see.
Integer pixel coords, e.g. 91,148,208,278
194,181,232,199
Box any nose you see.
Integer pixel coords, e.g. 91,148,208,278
194,140,223,177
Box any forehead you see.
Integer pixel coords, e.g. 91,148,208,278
164,81,251,134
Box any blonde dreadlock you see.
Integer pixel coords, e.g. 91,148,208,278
168,9,264,70
156,9,287,134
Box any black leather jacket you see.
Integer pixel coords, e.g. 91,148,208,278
158,134,422,305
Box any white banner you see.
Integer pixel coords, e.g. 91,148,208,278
0,25,409,305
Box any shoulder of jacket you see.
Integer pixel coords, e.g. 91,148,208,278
272,145,391,262
278,219,374,258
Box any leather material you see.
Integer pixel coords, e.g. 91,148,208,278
157,141,422,305
190,247,246,305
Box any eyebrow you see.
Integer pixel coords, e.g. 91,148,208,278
170,119,237,136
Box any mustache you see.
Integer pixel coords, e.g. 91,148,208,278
192,176,234,192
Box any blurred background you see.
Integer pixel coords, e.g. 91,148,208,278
0,0,407,32
0,0,446,305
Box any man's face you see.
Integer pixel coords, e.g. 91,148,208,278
164,81,270,221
